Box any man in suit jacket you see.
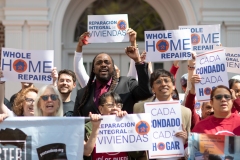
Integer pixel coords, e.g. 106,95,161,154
73,31,152,117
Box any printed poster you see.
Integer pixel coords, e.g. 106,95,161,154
144,101,184,159
1,48,54,84
179,24,221,53
145,30,192,62
96,113,152,153
188,133,240,160
88,14,129,43
195,48,229,102
0,117,85,160
214,46,240,74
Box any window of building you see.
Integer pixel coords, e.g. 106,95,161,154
153,62,164,70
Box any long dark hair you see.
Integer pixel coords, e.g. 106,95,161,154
77,53,118,115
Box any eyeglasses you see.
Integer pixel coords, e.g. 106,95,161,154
25,98,35,105
41,94,59,101
154,78,172,85
213,94,232,100
102,103,123,109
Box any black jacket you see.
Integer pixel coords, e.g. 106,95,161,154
73,63,153,116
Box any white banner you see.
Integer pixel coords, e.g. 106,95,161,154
96,113,152,153
144,101,184,159
195,49,229,102
179,24,221,53
1,48,54,84
145,30,192,62
0,117,85,160
88,14,129,43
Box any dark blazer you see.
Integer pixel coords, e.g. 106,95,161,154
73,63,153,117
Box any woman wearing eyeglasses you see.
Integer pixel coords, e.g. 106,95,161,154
0,70,38,117
192,85,240,135
12,87,38,116
34,84,63,117
84,91,144,160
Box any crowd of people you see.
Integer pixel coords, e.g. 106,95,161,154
0,28,240,160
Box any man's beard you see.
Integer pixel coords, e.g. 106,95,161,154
95,74,112,84
58,87,72,95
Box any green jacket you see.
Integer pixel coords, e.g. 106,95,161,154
84,122,146,160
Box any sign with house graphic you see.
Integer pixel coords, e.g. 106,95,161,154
144,101,184,159
144,29,192,62
88,14,129,43
179,24,221,53
96,113,152,153
1,48,54,84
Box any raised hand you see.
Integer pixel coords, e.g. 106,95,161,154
0,67,5,84
188,51,196,67
127,28,137,46
51,67,58,86
76,32,90,52
125,46,141,63
140,50,146,62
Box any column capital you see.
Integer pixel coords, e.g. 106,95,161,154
27,20,50,26
2,20,24,26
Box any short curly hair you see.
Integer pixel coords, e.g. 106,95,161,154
12,87,38,116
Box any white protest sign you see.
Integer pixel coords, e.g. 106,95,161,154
224,47,240,74
213,46,240,74
195,49,229,102
0,117,85,160
1,48,53,84
96,113,152,153
144,101,184,159
88,14,129,43
179,24,220,53
145,30,192,62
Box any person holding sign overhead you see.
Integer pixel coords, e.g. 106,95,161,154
185,53,240,130
73,29,152,116
73,28,150,87
84,91,145,160
192,85,240,135
184,53,214,130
